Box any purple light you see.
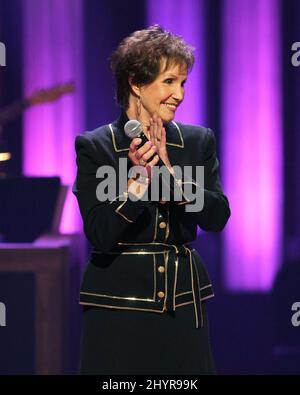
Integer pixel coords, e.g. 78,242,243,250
22,0,85,234
147,0,207,126
221,0,283,290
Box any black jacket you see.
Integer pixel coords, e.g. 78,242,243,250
72,110,230,329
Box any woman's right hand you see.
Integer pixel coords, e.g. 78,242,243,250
128,138,159,170
127,138,160,198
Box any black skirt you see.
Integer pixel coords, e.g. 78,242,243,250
79,301,216,375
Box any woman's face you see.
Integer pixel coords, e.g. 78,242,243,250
139,60,188,124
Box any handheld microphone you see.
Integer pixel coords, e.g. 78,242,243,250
124,119,166,168
124,119,182,201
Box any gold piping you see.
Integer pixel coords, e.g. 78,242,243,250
177,199,192,205
109,193,127,205
188,248,199,328
181,180,200,187
80,301,164,314
115,210,134,223
176,181,199,205
163,206,170,243
175,301,194,308
200,294,215,302
81,291,155,302
162,251,169,311
176,291,193,297
173,255,178,310
115,193,134,223
168,121,184,148
92,250,167,255
200,284,212,291
82,251,159,303
152,206,158,242
117,242,195,250
191,252,202,315
109,124,130,152
153,254,156,301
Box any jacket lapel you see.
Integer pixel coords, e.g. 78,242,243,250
109,111,185,160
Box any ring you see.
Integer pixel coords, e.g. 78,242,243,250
139,158,146,166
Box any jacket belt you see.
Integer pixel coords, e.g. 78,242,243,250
94,242,204,330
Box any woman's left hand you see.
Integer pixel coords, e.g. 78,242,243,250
148,114,172,170
148,114,174,204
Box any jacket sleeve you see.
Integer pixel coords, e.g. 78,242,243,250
174,128,231,232
72,134,151,252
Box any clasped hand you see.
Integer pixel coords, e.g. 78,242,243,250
128,114,171,172
127,114,172,201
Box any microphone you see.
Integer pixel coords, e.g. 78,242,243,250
124,119,182,202
124,119,166,168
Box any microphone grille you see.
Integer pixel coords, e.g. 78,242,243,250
124,120,141,139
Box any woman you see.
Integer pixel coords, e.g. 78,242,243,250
73,25,230,375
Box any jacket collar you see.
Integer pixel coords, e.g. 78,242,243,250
109,110,184,152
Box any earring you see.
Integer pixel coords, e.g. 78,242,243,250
137,96,141,117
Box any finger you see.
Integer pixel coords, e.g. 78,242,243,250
128,151,139,166
149,118,154,144
147,154,160,168
161,127,166,147
133,137,142,146
142,145,157,162
156,117,162,145
135,140,153,160
130,138,142,152
152,116,158,146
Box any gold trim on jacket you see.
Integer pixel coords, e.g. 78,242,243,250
79,242,214,329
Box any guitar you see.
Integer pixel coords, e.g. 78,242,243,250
0,81,75,127
27,81,75,106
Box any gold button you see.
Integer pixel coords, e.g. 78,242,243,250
157,291,165,298
158,266,165,273
159,222,167,229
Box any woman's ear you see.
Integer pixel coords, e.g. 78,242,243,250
128,76,141,97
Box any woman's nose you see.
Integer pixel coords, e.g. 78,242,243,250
172,85,184,101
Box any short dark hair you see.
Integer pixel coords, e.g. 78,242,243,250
110,25,195,110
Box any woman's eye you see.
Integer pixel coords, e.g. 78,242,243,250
164,79,173,84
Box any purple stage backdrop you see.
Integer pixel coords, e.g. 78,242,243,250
22,0,85,234
221,0,283,290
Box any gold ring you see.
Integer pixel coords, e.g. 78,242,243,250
139,158,146,166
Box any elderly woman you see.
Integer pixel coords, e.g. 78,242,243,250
73,25,230,375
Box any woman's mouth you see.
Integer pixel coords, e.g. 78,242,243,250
161,102,177,112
